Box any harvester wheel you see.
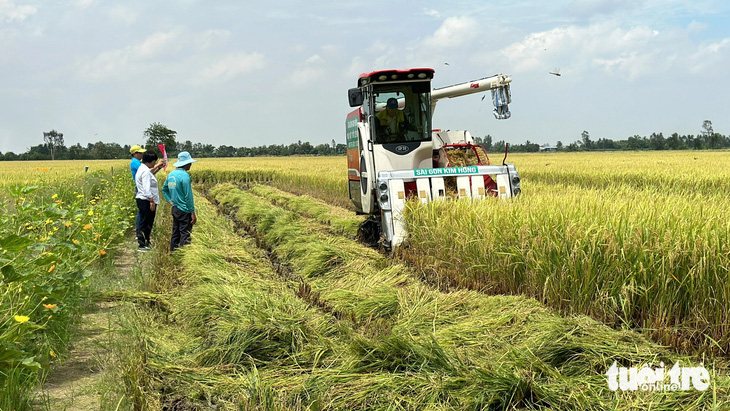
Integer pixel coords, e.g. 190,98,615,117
358,215,381,248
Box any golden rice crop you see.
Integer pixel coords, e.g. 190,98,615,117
189,151,730,354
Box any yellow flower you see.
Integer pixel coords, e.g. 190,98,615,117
55,200,63,204
83,224,92,230
73,239,79,244
42,168,48,172
43,303,57,309
51,194,58,199
48,264,56,273
14,315,30,323
50,350,56,358
99,250,107,255
87,210,94,216
65,222,73,227
45,218,53,224
76,194,84,198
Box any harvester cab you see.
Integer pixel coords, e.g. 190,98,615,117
346,68,520,248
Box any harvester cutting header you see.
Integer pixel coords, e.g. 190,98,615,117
346,68,521,248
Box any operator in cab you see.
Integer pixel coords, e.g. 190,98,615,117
375,97,413,143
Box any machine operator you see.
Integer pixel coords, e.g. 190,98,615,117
375,97,415,143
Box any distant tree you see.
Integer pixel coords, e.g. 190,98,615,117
702,120,714,136
482,135,493,151
25,144,51,160
649,132,666,150
693,134,703,150
701,120,723,149
492,140,506,153
626,135,645,150
313,143,332,155
666,133,682,150
68,143,90,160
179,140,193,153
144,122,177,153
566,142,580,151
556,141,563,150
43,130,65,160
581,130,593,150
215,145,237,157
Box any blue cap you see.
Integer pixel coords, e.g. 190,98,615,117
386,98,398,108
173,151,198,167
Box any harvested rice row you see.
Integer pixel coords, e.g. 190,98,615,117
128,196,579,409
208,183,729,410
248,184,363,237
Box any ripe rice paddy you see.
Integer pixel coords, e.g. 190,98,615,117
2,151,730,409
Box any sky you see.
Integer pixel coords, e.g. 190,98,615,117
1,0,729,153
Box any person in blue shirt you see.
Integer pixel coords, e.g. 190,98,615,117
161,151,197,251
130,145,145,181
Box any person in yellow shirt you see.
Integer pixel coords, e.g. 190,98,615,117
375,97,410,143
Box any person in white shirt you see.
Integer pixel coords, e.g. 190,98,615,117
135,151,160,250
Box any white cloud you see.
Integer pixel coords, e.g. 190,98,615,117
75,29,185,81
424,16,478,49
74,0,94,9
498,22,683,79
198,52,266,82
134,29,183,57
305,54,322,64
109,5,138,24
687,38,730,74
287,66,325,86
194,29,230,50
0,0,36,22
564,0,639,18
423,8,440,18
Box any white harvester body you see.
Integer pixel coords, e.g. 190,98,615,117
346,68,520,248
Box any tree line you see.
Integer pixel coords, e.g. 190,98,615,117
0,123,347,161
1,120,725,161
476,120,726,153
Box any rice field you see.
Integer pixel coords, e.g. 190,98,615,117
2,151,730,409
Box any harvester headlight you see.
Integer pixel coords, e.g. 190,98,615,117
418,73,427,79
513,188,522,197
379,182,388,191
408,74,414,79
391,74,398,80
512,176,520,185
378,75,387,81
380,193,389,202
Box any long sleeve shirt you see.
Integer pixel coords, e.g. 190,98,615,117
135,164,160,204
161,169,195,213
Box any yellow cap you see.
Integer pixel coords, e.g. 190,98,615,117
130,145,147,155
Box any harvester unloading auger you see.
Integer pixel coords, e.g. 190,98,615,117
346,68,521,248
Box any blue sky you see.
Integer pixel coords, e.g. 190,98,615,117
1,0,728,153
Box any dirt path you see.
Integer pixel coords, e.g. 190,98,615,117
35,238,139,410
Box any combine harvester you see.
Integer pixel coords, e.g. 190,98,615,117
346,68,521,248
